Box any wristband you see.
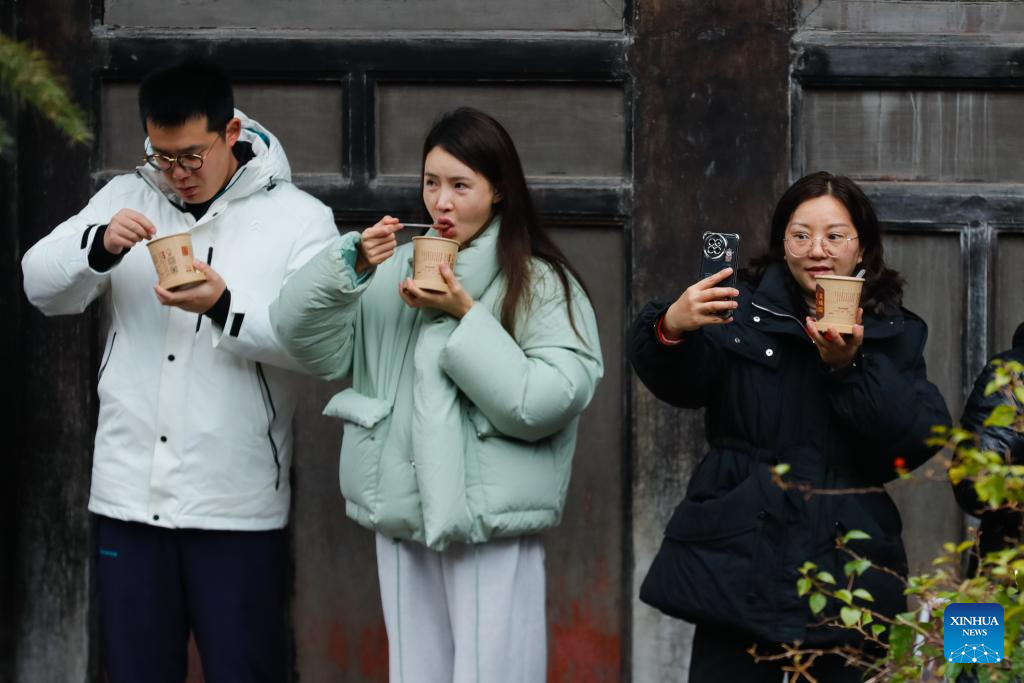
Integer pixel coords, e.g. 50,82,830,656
656,315,685,346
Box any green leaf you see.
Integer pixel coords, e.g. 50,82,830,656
844,558,872,577
797,577,811,597
1015,386,1024,405
798,561,817,574
836,589,853,605
0,36,92,153
809,593,826,614
870,623,886,638
816,571,836,585
773,463,791,476
985,404,1017,428
888,624,914,659
842,529,871,543
839,606,861,627
852,588,875,602
985,370,1012,396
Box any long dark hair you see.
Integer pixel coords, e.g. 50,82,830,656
422,107,589,336
743,171,904,316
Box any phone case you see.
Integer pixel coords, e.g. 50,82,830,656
698,231,741,317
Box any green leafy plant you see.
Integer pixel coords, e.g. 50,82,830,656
0,33,91,153
765,361,1024,682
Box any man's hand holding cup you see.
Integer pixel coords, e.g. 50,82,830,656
155,261,227,314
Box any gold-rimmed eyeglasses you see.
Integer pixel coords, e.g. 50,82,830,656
143,138,220,172
783,233,859,257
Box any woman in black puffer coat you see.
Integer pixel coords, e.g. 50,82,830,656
628,172,951,682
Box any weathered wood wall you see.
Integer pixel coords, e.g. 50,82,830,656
628,0,794,677
6,1,1024,681
9,0,99,680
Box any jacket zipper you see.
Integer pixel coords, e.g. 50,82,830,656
751,301,816,345
255,362,281,490
98,331,117,380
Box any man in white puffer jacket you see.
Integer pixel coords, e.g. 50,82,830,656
21,59,337,682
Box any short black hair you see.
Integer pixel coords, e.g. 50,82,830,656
138,58,234,134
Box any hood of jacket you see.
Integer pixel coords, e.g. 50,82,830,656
137,109,291,210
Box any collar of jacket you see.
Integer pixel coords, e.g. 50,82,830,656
743,262,905,341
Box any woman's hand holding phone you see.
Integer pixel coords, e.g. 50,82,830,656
662,268,740,338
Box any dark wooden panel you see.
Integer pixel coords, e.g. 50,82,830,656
545,227,624,682
94,31,628,79
377,84,627,178
800,0,1024,33
801,90,1024,182
864,182,1024,227
629,0,793,677
883,233,964,574
0,0,18,676
794,34,1024,87
101,81,345,174
994,234,1024,355
15,0,99,679
291,377,388,682
103,0,624,32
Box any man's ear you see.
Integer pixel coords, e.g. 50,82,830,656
224,117,242,147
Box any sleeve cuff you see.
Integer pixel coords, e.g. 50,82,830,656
339,232,374,286
203,288,231,328
87,225,127,272
656,314,685,346
825,351,864,383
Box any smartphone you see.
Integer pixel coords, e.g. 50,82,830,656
698,231,741,317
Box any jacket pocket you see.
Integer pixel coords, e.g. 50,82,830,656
640,464,788,641
328,389,393,513
324,388,393,428
469,407,503,439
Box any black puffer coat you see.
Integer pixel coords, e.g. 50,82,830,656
628,263,951,645
954,322,1024,564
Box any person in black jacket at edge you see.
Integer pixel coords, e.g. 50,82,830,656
627,171,952,682
951,326,1024,683
954,323,1024,572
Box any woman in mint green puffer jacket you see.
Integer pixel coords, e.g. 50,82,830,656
270,107,602,680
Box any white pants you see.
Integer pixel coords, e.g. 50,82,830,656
375,533,547,683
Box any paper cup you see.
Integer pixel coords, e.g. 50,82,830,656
814,275,864,334
146,233,206,291
412,236,459,293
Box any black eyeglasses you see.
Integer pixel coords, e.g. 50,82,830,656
143,138,220,172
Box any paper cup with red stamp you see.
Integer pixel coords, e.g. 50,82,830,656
146,233,206,291
814,275,864,335
411,236,459,293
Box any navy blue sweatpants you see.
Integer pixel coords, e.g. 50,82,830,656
95,515,288,683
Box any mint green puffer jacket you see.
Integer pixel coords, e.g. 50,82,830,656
270,220,603,549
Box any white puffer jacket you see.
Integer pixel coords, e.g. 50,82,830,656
21,111,338,530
